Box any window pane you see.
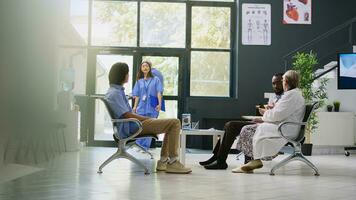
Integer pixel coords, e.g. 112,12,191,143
190,51,230,97
192,7,230,49
69,0,89,44
57,48,87,94
140,2,186,48
142,56,179,96
59,0,89,46
95,55,133,95
91,1,137,47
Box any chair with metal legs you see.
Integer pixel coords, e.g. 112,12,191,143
94,96,157,175
270,102,320,176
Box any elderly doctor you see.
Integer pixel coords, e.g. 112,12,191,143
233,70,305,173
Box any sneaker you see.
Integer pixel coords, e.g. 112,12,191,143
156,160,167,171
240,159,263,171
166,161,192,174
231,166,253,173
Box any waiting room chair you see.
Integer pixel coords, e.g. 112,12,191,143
270,102,320,176
94,96,157,175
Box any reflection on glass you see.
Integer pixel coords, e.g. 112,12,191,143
142,56,179,96
95,55,134,141
57,48,87,94
192,7,230,49
91,1,137,46
140,2,186,47
190,51,230,97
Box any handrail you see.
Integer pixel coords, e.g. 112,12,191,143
283,16,356,60
313,65,337,81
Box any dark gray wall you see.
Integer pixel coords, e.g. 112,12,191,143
185,0,356,148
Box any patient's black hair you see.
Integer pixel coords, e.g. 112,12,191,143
109,62,129,85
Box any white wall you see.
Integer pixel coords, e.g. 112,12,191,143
322,77,356,144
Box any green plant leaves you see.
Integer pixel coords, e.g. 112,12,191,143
292,51,329,134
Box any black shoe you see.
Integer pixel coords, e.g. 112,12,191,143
204,161,228,170
199,156,217,166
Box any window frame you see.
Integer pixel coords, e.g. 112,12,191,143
63,0,237,146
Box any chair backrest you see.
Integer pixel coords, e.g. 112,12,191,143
295,102,319,142
98,97,116,120
96,97,122,138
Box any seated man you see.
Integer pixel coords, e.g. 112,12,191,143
105,62,191,174
200,73,284,170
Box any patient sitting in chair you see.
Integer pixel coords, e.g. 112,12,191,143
105,62,191,174
233,70,305,173
200,73,284,170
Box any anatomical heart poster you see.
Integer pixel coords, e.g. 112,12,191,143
283,0,311,25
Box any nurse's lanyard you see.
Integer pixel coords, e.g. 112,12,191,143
142,78,152,101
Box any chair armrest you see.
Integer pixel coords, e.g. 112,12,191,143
277,121,306,143
112,118,143,142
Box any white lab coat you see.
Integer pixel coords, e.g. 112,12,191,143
253,88,305,159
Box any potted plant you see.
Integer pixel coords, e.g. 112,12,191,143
326,104,333,112
292,51,328,155
333,101,340,112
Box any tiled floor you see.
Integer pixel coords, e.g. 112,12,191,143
1,147,356,200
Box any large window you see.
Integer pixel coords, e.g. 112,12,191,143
66,0,235,98
190,6,231,97
64,0,236,145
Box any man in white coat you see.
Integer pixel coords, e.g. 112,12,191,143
239,70,305,172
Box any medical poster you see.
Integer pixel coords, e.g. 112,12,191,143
242,4,271,46
283,0,312,24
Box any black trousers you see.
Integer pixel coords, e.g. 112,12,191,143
212,120,255,163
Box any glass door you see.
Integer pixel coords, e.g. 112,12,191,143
139,55,182,140
87,50,185,146
87,50,136,146
94,54,134,142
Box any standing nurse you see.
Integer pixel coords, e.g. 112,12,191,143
133,61,163,150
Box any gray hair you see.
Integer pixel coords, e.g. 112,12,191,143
283,70,300,90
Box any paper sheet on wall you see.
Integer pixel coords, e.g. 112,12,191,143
242,4,271,46
283,0,312,25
